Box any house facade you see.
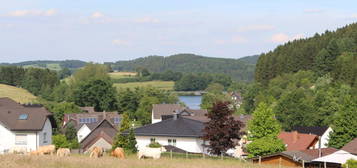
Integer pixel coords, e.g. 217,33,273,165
129,115,207,153
0,98,55,153
62,107,121,143
292,126,333,148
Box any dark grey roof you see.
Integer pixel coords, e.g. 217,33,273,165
0,97,55,131
292,126,329,136
129,117,205,138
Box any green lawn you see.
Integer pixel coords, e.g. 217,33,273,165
114,81,174,90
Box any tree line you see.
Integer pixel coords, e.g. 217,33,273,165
107,53,257,82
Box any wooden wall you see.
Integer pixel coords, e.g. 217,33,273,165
253,155,301,167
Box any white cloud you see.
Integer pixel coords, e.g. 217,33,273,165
238,24,275,32
112,39,130,46
91,12,104,19
304,9,323,14
134,17,160,23
5,9,57,17
271,33,305,43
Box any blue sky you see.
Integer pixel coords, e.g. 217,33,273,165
0,0,356,63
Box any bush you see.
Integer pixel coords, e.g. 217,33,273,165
343,159,357,168
52,134,70,149
246,137,285,158
148,142,162,148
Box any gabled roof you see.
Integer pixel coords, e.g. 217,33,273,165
0,97,55,131
80,119,118,150
278,131,318,151
129,117,205,138
313,150,357,164
292,126,329,136
342,138,357,155
252,148,337,163
152,104,185,119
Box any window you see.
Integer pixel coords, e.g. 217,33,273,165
114,117,121,124
18,114,28,120
15,134,27,145
150,138,156,143
173,139,176,146
79,118,84,123
168,139,176,146
43,132,47,143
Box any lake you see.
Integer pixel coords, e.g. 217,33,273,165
179,96,202,109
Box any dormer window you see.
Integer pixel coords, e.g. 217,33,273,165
18,114,28,120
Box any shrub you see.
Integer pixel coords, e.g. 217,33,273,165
148,142,162,148
343,159,357,168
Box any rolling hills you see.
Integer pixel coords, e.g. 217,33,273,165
108,54,259,81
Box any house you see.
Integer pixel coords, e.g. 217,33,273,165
251,148,338,168
229,92,243,108
151,104,207,124
292,126,333,148
62,107,121,142
0,98,55,153
341,138,357,155
128,114,207,154
278,131,319,151
80,119,118,153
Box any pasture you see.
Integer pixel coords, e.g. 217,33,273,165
114,81,175,90
0,84,37,103
0,154,276,168
109,72,137,79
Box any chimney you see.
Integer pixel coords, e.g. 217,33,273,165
173,110,179,120
103,110,106,119
318,136,322,157
292,131,299,143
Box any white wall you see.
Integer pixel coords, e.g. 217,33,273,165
136,136,205,153
151,110,161,124
0,118,52,153
77,124,91,142
38,119,52,147
315,127,333,148
86,138,112,153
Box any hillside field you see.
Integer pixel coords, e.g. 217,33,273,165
0,84,37,103
0,154,277,168
108,71,137,79
114,81,174,90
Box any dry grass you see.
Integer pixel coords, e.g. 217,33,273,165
114,81,175,90
0,84,37,103
109,72,137,79
0,154,278,168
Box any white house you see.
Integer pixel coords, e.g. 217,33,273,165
292,126,333,148
0,98,55,153
129,115,208,154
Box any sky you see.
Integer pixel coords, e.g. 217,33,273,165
0,0,356,63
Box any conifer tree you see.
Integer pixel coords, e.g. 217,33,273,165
328,97,357,148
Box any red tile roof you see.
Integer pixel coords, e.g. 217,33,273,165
342,138,357,155
278,131,318,151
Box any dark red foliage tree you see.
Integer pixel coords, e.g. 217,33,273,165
202,101,243,155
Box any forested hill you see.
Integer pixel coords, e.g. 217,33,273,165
0,60,86,71
255,23,357,85
109,54,259,81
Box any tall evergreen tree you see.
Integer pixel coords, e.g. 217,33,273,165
328,97,357,149
248,103,281,140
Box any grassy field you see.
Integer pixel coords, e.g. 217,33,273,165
0,154,277,168
109,72,137,79
0,84,37,103
114,81,175,90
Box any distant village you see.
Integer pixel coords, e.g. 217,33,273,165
0,95,356,167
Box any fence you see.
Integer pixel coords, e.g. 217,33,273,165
161,150,247,161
